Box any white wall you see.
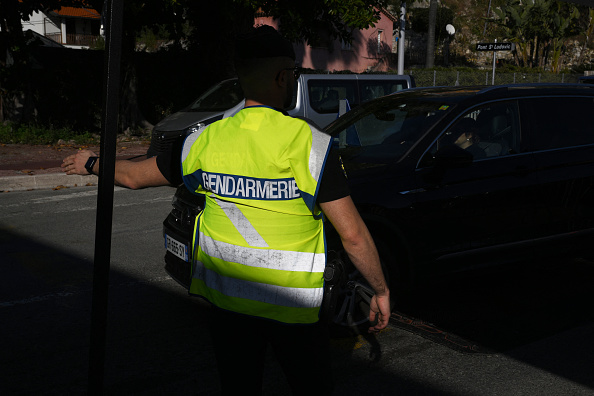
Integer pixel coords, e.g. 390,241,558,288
21,11,60,36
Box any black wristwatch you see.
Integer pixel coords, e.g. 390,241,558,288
85,156,99,175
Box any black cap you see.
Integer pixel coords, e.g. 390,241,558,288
235,25,295,61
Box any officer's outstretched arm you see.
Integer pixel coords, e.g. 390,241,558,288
62,149,170,189
320,196,391,332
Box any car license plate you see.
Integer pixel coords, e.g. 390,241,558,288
165,234,189,262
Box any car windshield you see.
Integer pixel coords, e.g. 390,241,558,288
186,79,244,112
331,94,456,169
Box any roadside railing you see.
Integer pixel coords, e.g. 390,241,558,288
407,69,582,87
44,33,101,47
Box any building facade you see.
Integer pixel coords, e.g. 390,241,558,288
23,6,101,49
255,9,398,73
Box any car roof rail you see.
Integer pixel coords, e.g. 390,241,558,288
477,83,594,95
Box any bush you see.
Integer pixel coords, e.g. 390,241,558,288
0,123,97,145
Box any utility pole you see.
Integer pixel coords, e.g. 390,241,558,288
88,0,123,394
398,2,406,75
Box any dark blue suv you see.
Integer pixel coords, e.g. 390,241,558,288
163,84,594,328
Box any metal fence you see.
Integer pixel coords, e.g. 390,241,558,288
44,32,101,47
407,69,582,87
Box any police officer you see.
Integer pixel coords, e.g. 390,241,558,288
62,25,390,395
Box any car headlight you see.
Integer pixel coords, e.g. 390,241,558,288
183,115,224,136
185,123,205,135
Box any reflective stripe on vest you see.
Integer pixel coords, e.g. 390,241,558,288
215,198,268,248
198,230,326,273
192,250,324,308
181,107,332,324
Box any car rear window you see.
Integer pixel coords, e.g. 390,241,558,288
308,80,357,114
359,80,408,102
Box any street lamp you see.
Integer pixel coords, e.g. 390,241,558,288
444,24,455,67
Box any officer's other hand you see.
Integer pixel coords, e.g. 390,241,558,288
368,293,390,333
62,150,97,175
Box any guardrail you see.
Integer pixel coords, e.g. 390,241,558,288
44,33,101,47
408,69,581,87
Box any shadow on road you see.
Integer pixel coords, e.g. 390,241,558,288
2,226,594,394
395,257,594,353
0,227,216,394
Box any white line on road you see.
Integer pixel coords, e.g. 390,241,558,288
0,275,174,308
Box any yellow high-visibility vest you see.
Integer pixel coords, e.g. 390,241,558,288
181,106,332,324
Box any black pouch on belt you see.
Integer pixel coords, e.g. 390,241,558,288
320,250,347,324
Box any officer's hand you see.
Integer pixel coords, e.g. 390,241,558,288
368,293,390,333
62,150,97,175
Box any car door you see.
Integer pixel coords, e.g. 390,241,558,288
411,100,544,274
521,96,594,241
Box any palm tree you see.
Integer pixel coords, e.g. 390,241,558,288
425,0,438,68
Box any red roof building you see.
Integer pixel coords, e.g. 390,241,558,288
52,6,101,20
23,3,102,48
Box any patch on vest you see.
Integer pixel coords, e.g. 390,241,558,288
201,171,301,200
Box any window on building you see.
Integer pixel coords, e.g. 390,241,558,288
377,30,383,53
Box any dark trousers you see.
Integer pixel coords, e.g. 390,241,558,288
208,307,334,395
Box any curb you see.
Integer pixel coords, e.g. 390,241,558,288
0,173,98,192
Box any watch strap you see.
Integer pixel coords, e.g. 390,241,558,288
85,156,99,175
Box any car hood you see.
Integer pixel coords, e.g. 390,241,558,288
153,110,220,132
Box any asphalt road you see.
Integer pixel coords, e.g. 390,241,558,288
1,186,594,395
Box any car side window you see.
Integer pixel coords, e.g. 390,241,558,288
308,80,357,114
335,100,445,169
432,101,520,160
359,80,408,103
523,97,594,151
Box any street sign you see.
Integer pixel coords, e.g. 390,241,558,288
476,42,514,51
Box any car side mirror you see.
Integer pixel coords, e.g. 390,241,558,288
421,145,473,184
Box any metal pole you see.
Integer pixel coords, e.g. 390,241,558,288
492,39,497,85
397,3,406,75
88,0,123,394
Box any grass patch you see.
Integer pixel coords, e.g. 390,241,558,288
0,123,98,145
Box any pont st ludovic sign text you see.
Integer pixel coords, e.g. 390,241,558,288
476,42,514,51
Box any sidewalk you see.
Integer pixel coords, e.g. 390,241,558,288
0,140,150,192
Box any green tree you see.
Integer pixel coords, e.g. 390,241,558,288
492,0,584,71
245,0,384,43
577,8,594,65
547,2,581,72
492,1,531,66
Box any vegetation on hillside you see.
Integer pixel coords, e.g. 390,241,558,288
402,0,593,71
